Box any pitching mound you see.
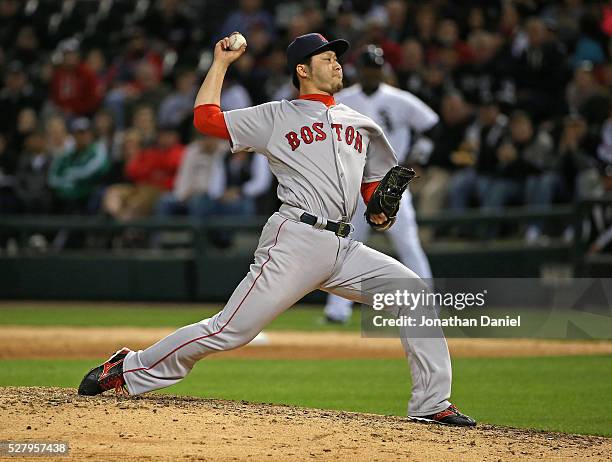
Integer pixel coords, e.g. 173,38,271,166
0,387,609,461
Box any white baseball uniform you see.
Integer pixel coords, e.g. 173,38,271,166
121,96,452,417
325,83,438,322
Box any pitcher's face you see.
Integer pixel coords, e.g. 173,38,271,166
309,51,344,94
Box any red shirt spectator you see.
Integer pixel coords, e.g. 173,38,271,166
125,128,185,190
50,39,102,116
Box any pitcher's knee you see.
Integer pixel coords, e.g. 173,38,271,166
204,327,258,351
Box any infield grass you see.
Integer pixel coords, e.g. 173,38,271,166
0,356,610,437
0,303,360,330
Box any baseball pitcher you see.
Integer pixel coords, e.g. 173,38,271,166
78,32,475,427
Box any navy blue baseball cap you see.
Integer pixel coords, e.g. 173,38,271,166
287,33,350,89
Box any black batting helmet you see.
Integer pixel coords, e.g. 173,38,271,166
359,44,384,68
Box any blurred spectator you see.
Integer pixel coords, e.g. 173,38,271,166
275,0,322,40
107,27,163,85
541,0,584,46
131,105,158,148
571,13,606,69
286,16,312,42
0,0,22,49
327,2,363,47
157,69,197,140
48,117,110,214
15,131,54,213
293,1,325,38
566,62,610,129
140,0,194,53
215,150,272,217
0,61,44,143
156,135,226,218
0,133,18,213
411,4,437,48
513,17,568,123
125,125,184,192
585,107,612,253
455,31,515,107
413,92,474,231
103,126,184,221
10,26,42,74
85,48,113,96
10,107,38,154
219,0,274,41
104,128,142,186
50,38,103,118
382,0,409,43
466,6,487,34
558,114,601,200
127,60,170,113
429,18,472,67
415,63,454,113
221,70,252,111
499,1,525,56
596,109,612,192
179,148,272,248
396,39,427,97
93,109,123,165
448,95,509,212
45,115,75,158
105,60,170,130
245,23,273,60
488,111,559,242
245,45,290,104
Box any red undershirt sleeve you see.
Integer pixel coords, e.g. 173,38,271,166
361,181,380,205
193,104,231,140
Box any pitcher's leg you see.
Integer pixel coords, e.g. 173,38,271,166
123,216,332,395
123,275,280,395
324,199,370,322
322,241,451,416
399,331,451,416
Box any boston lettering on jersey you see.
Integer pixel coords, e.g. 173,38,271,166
285,123,363,153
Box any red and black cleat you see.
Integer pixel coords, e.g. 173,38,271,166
410,404,476,427
78,348,131,396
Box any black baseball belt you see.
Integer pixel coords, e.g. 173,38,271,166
299,212,353,238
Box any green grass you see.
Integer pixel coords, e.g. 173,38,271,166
1,356,610,437
3,304,610,339
0,304,361,331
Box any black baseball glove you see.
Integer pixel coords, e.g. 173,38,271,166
365,166,417,231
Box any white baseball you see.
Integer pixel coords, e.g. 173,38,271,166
228,32,247,51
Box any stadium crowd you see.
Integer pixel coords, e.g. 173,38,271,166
1,0,611,248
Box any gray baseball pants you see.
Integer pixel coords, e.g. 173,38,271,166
122,208,452,416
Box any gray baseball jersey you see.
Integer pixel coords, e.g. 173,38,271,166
121,96,452,417
224,99,397,221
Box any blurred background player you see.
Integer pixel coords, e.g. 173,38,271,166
323,45,438,324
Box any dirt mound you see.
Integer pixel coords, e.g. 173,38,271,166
0,387,609,461
2,326,612,360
